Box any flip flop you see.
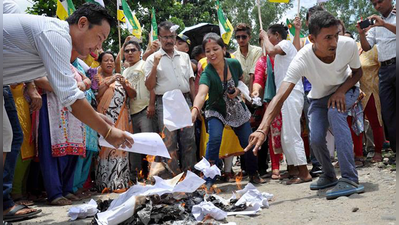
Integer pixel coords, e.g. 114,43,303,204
15,199,34,206
4,204,42,222
49,196,72,206
285,177,312,185
326,178,365,200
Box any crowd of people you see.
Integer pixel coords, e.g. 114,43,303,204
2,0,396,222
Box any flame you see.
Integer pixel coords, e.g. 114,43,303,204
101,187,110,194
235,172,243,190
145,155,155,163
181,203,186,208
212,184,221,194
138,170,144,180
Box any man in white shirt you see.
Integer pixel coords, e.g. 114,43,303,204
144,21,197,178
3,3,133,149
246,11,365,200
357,0,396,152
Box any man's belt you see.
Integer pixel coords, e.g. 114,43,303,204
381,57,396,67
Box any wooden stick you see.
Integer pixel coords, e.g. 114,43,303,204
257,0,266,56
298,0,300,16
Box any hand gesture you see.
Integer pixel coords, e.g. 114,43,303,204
150,40,160,52
355,20,365,35
293,16,301,30
368,15,385,27
244,129,268,156
328,91,346,113
251,90,260,98
26,84,42,111
106,127,134,149
154,53,163,66
124,35,134,44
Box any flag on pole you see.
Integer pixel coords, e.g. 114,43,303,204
286,18,304,42
121,0,142,39
86,0,105,7
56,0,75,20
268,0,290,3
216,0,234,45
116,0,126,22
150,7,158,41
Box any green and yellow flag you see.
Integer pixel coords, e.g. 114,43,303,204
216,0,234,44
56,0,75,20
286,18,304,42
117,0,126,22
121,0,142,40
150,7,158,41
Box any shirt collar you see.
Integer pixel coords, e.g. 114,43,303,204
237,44,255,57
382,10,395,20
159,48,180,58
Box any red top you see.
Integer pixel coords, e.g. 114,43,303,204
253,55,274,88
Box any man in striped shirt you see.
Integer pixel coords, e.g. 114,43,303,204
3,3,133,149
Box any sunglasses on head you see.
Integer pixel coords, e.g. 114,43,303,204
235,35,248,40
124,49,138,53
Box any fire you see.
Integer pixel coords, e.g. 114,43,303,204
101,187,110,194
212,184,221,194
145,155,155,163
235,172,243,190
138,170,144,180
181,203,186,208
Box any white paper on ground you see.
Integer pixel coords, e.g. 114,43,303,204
162,89,193,131
96,196,136,225
192,201,227,221
99,132,170,159
230,183,273,209
68,199,98,220
194,157,221,179
237,81,251,101
96,171,205,224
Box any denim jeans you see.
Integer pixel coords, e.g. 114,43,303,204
206,118,258,176
304,91,322,168
3,86,23,210
379,64,396,152
309,87,359,183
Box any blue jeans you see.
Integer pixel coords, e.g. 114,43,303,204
379,64,396,152
304,92,322,168
206,118,258,176
309,87,359,183
3,86,23,210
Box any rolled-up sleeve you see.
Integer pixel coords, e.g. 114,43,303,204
35,30,85,108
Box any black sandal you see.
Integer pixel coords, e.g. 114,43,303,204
4,204,41,222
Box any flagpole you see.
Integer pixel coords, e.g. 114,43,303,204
117,1,122,67
257,0,266,56
298,0,300,16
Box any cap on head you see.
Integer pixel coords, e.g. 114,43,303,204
177,34,191,46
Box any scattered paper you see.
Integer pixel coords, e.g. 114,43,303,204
162,89,193,131
252,96,263,107
99,132,170,159
96,171,206,224
237,81,251,101
68,199,98,221
231,183,273,209
194,157,221,179
192,201,227,221
170,25,180,32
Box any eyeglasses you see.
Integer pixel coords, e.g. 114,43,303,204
159,35,176,41
235,35,248,40
124,49,138,53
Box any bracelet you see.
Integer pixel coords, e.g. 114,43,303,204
192,106,200,114
104,127,112,140
255,129,266,140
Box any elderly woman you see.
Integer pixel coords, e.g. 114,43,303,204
191,33,265,189
95,51,136,192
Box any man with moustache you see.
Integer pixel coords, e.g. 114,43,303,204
246,11,365,200
144,21,197,178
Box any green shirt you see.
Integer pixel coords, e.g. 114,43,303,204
199,58,243,117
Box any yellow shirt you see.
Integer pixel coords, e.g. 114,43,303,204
233,44,262,87
122,60,149,115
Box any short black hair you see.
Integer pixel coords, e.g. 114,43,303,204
98,51,114,63
234,23,251,36
158,21,174,33
306,5,325,22
345,31,354,39
191,45,203,59
202,32,225,52
66,3,116,28
308,11,340,37
267,24,288,40
123,40,141,52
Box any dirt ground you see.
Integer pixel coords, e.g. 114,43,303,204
12,157,396,225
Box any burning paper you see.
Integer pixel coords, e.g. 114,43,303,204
231,183,273,208
68,199,98,221
194,157,221,179
192,201,227,221
99,132,170,158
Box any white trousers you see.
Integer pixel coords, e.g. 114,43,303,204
281,89,307,166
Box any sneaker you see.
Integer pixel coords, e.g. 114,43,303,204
310,175,338,190
309,166,323,178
